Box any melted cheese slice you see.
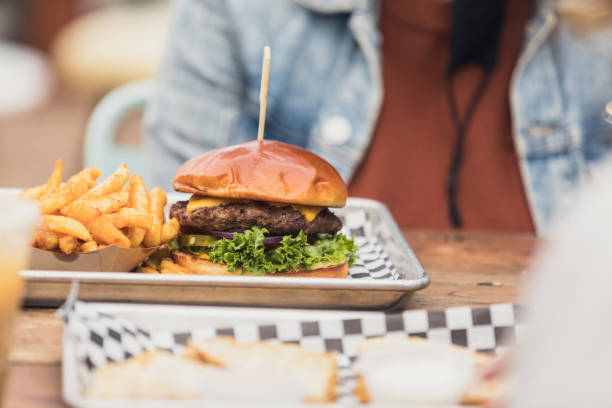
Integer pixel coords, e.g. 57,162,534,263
186,196,240,214
291,204,323,223
186,196,323,222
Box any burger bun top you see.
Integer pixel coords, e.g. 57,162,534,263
173,140,347,207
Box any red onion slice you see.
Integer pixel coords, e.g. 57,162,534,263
262,235,284,245
206,230,237,239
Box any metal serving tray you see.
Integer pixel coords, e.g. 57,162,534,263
1,189,429,310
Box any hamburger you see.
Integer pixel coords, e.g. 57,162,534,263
168,140,357,278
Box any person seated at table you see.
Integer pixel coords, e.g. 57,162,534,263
475,157,612,407
144,0,612,235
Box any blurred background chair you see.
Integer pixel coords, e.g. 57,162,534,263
84,79,151,180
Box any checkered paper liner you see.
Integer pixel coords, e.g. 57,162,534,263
61,301,525,402
341,209,399,280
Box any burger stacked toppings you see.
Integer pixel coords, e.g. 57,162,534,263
168,140,358,277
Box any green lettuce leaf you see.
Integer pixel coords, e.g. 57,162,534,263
200,226,358,275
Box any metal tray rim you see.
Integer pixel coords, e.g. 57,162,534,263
22,269,430,291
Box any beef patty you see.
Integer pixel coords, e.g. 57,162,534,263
170,201,342,235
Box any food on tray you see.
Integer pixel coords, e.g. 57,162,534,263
88,350,305,401
354,337,508,406
136,246,190,274
165,140,357,277
88,338,336,402
187,337,337,402
20,159,179,253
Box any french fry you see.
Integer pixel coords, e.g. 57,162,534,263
161,218,180,242
127,224,146,248
39,177,96,215
26,160,174,254
102,208,153,230
138,266,159,274
79,241,98,252
127,174,151,247
143,188,166,248
76,163,129,202
33,230,59,251
61,190,129,223
160,259,189,274
142,246,171,270
20,159,63,200
19,184,46,200
144,258,160,270
58,235,78,254
66,167,101,185
43,215,92,241
88,217,131,248
42,158,63,197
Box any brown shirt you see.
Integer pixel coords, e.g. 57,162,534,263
349,0,534,232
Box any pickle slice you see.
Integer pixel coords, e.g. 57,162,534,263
179,234,217,247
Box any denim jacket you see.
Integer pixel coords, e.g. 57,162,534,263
145,0,612,234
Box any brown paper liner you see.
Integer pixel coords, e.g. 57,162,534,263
29,246,157,272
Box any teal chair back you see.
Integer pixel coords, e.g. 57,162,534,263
84,79,152,181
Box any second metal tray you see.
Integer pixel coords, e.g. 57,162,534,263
62,301,521,407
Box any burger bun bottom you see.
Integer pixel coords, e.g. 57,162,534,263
172,250,348,278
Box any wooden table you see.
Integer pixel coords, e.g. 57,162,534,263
4,231,536,408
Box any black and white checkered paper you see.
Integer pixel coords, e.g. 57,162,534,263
348,236,398,279
61,301,525,401
342,209,399,280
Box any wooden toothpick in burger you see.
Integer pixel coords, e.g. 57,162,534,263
257,45,271,142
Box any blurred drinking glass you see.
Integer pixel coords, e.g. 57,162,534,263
0,196,39,406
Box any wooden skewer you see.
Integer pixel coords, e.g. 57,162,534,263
257,46,271,141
